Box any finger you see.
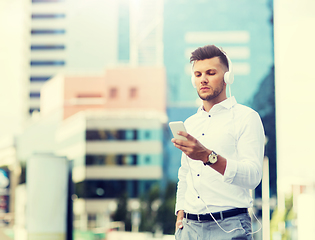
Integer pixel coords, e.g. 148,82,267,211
177,131,190,138
172,139,187,147
173,137,195,147
173,139,194,149
172,138,183,144
172,139,187,148
174,144,191,152
176,220,183,229
173,142,188,151
178,131,194,139
174,146,195,158
181,132,196,142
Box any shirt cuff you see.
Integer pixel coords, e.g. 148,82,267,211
175,202,185,215
223,158,237,184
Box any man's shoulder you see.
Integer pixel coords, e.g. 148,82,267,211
233,103,263,128
234,103,259,116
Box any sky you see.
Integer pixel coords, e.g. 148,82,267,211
0,0,27,138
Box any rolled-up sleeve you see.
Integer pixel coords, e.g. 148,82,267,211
223,111,265,189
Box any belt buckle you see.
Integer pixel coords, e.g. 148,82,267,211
220,211,223,221
197,214,201,222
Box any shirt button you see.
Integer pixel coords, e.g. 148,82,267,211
197,174,200,176
208,115,211,117
202,133,204,136
197,196,200,199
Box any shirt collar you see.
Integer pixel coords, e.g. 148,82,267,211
197,96,237,113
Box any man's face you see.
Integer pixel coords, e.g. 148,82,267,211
193,57,227,102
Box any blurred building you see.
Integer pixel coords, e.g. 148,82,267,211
27,0,163,114
9,0,165,232
40,67,166,120
0,137,19,227
57,110,166,229
129,0,163,66
16,66,166,230
0,0,30,136
29,0,67,114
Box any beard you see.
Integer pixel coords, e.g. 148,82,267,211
197,81,225,101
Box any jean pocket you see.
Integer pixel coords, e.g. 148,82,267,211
239,213,252,236
175,227,182,240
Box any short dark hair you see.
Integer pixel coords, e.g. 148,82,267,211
190,45,229,69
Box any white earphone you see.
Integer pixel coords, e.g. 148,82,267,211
191,48,234,88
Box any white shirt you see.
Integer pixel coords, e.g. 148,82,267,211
175,97,265,214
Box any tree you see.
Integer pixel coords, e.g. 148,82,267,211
156,182,177,235
139,184,160,232
112,192,131,231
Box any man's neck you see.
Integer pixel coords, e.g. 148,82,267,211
202,96,227,112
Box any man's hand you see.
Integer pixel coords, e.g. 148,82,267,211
171,131,210,164
175,210,184,232
172,131,227,175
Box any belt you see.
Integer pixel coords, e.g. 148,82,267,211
184,208,247,222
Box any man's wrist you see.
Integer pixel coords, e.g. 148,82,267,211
202,149,212,164
175,210,184,230
177,210,184,217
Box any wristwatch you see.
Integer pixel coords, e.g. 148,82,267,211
204,151,218,166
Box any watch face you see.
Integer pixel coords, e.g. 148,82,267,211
209,156,216,163
204,151,217,166
209,152,217,164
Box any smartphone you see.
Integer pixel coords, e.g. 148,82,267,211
169,121,187,141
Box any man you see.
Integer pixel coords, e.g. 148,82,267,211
172,45,265,240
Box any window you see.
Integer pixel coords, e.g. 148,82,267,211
85,155,106,165
31,29,65,34
77,93,102,98
31,45,65,50
86,130,107,140
145,156,151,164
30,92,40,98
126,129,138,140
144,181,152,192
132,130,138,140
88,214,96,221
131,155,137,165
116,130,126,140
116,155,124,165
30,60,65,66
129,87,138,99
30,76,51,82
106,155,116,165
86,130,130,140
131,180,138,198
75,180,127,198
75,180,157,198
109,88,118,99
144,131,151,139
32,14,65,19
29,108,40,114
85,154,138,166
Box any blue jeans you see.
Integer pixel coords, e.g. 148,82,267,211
175,213,253,240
